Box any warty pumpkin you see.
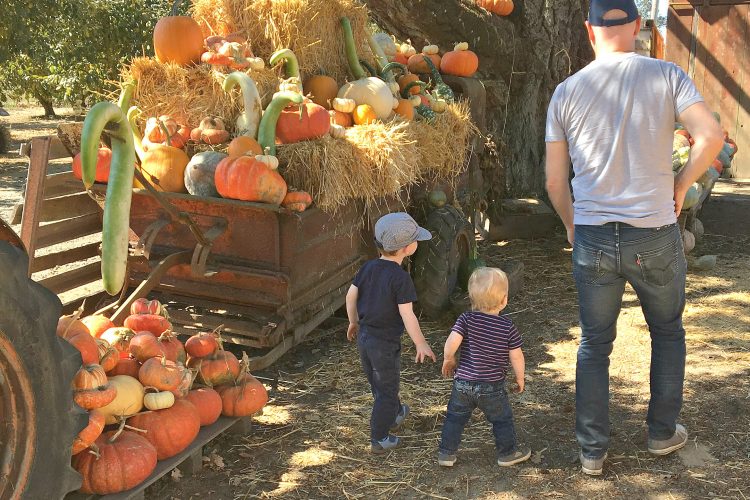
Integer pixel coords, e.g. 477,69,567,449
214,155,288,205
440,42,479,77
190,116,230,145
282,190,313,212
98,375,145,424
72,410,106,455
127,399,201,460
153,1,204,66
186,387,223,426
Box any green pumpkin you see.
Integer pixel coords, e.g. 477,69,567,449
184,151,228,197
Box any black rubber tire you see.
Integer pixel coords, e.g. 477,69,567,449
0,241,87,499
412,205,473,319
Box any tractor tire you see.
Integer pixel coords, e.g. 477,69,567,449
412,205,473,319
0,240,87,499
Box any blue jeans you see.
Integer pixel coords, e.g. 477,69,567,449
358,332,402,443
439,379,517,456
573,223,687,459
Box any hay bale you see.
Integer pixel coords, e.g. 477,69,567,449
124,57,280,132
192,0,375,84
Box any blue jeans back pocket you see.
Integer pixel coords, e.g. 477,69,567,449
636,239,678,287
573,244,605,285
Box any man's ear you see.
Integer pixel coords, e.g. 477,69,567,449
634,15,642,36
585,20,596,49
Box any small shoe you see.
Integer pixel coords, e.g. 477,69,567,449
390,403,410,431
371,435,401,455
497,447,531,467
648,424,688,456
580,451,607,476
438,452,457,467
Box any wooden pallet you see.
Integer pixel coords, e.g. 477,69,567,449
66,416,252,500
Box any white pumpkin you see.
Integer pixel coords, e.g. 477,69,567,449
337,77,394,120
682,230,696,254
329,124,347,139
372,32,398,59
144,390,175,411
98,375,145,424
332,98,356,113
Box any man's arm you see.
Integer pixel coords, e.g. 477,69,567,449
345,285,359,341
442,331,463,378
674,102,724,214
545,141,574,244
508,348,525,393
398,302,436,363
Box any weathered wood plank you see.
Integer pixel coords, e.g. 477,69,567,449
13,191,100,223
30,241,100,273
19,137,52,262
19,136,71,160
44,171,86,198
35,213,102,249
36,261,101,295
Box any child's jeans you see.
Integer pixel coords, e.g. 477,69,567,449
439,378,517,456
358,332,402,443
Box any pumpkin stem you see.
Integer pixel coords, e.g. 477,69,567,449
169,0,183,17
123,423,149,433
60,306,84,339
87,443,102,459
340,17,366,81
109,418,128,443
158,120,172,148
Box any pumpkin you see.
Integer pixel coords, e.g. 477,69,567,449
201,36,262,70
276,102,331,144
130,331,186,364
329,123,347,138
127,399,201,460
227,136,263,157
153,2,204,66
107,357,141,378
73,429,157,494
682,184,702,210
332,97,356,113
214,155,287,205
186,387,223,426
338,17,394,120
330,110,353,127
372,32,398,60
58,317,99,365
98,375,145,425
711,159,724,175
683,230,696,253
185,331,219,358
73,364,117,410
223,72,263,138
72,148,111,183
100,327,136,359
408,51,442,75
282,190,313,212
131,297,166,316
394,98,415,121
72,410,106,455
136,143,189,193
398,73,421,95
216,371,269,417
304,74,339,109
353,104,378,125
184,151,228,198
257,90,303,156
139,356,183,391
170,365,194,398
81,315,115,338
124,313,171,335
57,314,90,338
190,116,230,144
441,42,479,77
477,0,514,15
143,389,176,411
97,339,119,372
188,349,241,386
73,364,108,390
145,116,178,143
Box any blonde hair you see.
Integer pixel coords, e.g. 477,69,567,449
468,267,509,312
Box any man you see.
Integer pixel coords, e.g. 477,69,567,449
544,0,724,476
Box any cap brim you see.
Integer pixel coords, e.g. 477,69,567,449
415,227,432,241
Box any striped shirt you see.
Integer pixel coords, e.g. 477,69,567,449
452,312,523,382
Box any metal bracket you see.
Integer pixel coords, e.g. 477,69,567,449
136,217,170,259
190,220,228,277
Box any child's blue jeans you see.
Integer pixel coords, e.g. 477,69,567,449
439,378,517,456
358,332,402,443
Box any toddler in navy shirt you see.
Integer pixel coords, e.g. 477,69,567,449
346,213,436,454
438,267,531,467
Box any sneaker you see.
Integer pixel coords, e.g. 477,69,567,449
580,451,607,476
438,452,457,467
648,424,688,456
390,404,410,431
371,435,401,455
497,447,532,467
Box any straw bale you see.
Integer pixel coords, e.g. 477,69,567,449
191,0,375,84
124,57,280,132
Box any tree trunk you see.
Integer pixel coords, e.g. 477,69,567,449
365,0,592,206
35,94,57,119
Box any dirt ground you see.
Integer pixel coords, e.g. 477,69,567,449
2,108,749,499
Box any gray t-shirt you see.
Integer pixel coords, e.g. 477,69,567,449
546,52,704,228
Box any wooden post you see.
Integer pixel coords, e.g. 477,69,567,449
19,137,52,273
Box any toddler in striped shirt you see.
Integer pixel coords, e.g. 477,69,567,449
438,267,531,467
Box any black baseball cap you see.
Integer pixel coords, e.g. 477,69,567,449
589,0,640,27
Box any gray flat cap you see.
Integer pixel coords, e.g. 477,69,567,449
374,212,432,252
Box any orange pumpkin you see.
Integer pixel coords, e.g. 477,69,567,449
185,331,219,358
100,327,136,359
394,52,409,65
408,53,442,74
282,190,313,212
398,73,421,95
214,155,288,205
127,399,201,460
353,104,378,125
136,144,189,193
72,410,106,455
187,349,240,386
73,430,157,494
58,317,99,365
276,102,331,144
97,339,119,373
329,110,353,127
72,148,111,183
394,99,415,121
227,136,263,157
73,364,118,410
216,372,269,417
123,314,171,335
440,44,479,77
139,356,183,392
186,387,223,426
82,315,115,338
190,116,230,145
169,365,194,399
57,314,91,338
153,9,204,66
303,74,339,109
107,357,141,378
131,298,166,316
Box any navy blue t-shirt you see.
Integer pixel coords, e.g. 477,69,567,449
353,259,417,341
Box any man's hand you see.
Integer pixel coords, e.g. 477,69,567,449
512,377,525,393
674,179,689,216
346,322,359,342
442,357,456,378
415,342,436,363
566,225,575,246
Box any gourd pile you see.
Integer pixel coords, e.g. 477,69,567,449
61,299,267,495
672,113,738,253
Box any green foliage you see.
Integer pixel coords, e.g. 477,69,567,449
0,0,186,113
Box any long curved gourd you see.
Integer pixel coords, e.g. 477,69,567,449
117,80,136,113
223,72,262,138
269,49,302,89
257,91,304,156
368,33,401,97
80,102,136,295
423,56,454,103
401,81,436,122
337,17,393,120
127,106,145,161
